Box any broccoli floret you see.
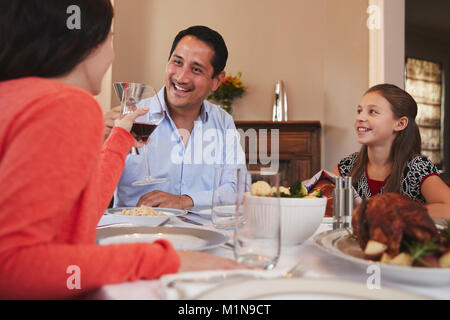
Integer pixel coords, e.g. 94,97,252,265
289,180,308,197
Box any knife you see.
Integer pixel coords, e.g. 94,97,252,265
177,216,203,226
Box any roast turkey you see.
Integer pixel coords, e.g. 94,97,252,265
352,193,438,256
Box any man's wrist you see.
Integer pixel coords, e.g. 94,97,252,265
181,195,194,208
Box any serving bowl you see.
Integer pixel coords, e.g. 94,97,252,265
279,196,327,244
244,194,327,245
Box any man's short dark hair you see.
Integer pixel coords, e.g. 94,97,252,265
0,0,114,82
169,26,228,78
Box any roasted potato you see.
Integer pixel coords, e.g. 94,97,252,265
387,253,413,266
439,252,450,268
364,240,387,261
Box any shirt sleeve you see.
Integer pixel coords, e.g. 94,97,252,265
95,126,135,216
0,239,180,299
403,156,440,191
0,90,180,299
338,153,358,177
185,189,213,207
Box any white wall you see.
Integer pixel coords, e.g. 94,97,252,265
369,0,405,88
95,0,114,112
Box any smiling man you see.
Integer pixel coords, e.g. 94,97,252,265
112,26,245,209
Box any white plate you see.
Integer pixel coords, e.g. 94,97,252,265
322,217,334,224
196,207,334,226
106,207,186,216
195,205,236,217
96,226,229,251
196,278,427,300
101,207,186,226
314,229,450,286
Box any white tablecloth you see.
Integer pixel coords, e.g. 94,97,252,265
90,214,450,300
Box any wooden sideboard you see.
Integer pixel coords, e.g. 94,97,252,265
234,121,321,186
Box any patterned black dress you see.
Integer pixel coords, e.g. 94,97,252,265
338,153,440,203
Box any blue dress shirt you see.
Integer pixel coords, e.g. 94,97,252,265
113,87,246,207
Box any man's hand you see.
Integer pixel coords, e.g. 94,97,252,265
177,250,249,272
137,190,194,209
103,105,122,141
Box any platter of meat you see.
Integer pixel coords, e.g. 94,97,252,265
314,193,450,286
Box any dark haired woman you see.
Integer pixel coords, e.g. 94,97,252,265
0,0,242,299
330,84,450,219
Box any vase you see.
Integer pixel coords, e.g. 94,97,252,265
272,80,288,122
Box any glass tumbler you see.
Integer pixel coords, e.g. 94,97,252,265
233,170,281,270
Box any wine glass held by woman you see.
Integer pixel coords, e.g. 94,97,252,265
0,0,246,300
114,82,167,185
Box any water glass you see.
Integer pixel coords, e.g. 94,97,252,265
211,167,241,229
233,170,281,270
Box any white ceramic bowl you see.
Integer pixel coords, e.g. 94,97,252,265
243,194,327,245
279,196,327,245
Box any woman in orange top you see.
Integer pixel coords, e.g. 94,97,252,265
0,0,242,299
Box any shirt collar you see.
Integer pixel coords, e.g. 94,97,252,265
199,103,209,123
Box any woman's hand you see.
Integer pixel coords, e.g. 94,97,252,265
177,250,250,273
114,107,148,132
103,105,122,141
113,107,149,147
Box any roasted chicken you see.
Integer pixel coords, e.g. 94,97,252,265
352,193,438,256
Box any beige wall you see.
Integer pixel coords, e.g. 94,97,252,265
95,0,114,112
111,0,371,171
324,0,369,170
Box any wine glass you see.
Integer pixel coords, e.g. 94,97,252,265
114,82,167,186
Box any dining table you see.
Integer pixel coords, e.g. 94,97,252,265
89,208,450,300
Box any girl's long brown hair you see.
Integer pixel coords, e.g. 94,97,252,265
350,84,422,193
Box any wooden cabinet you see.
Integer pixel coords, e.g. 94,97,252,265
234,121,321,186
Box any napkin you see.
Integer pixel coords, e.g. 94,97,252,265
159,269,291,300
97,214,132,227
303,169,362,206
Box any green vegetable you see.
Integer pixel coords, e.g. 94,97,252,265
441,220,450,241
403,239,440,267
289,180,308,197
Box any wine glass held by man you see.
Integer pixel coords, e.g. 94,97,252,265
329,84,450,219
0,0,245,300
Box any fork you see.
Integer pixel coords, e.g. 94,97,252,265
282,260,307,278
166,260,306,300
166,259,306,288
157,217,170,227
